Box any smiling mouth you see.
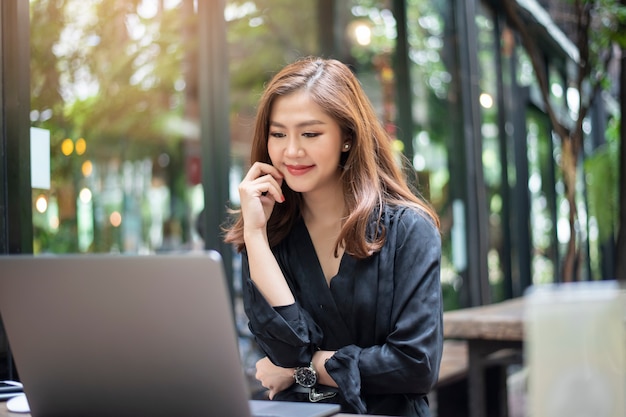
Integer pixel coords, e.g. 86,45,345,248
285,164,314,176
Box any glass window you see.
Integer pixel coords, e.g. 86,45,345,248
475,5,506,300
30,0,205,254
346,0,460,308
405,0,458,308
29,0,321,256
526,110,559,284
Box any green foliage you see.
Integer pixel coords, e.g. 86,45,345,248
31,0,188,162
441,281,461,311
29,0,323,253
576,0,626,244
591,1,626,48
584,116,620,242
226,0,318,113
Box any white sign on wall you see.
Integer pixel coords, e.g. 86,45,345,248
30,127,50,190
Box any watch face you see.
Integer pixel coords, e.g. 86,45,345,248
295,367,317,388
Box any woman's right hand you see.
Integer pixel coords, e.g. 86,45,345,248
239,162,294,306
238,162,285,234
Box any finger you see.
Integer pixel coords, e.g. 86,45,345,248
244,162,283,183
239,176,278,201
253,175,284,203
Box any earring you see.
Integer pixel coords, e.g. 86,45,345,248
343,143,350,150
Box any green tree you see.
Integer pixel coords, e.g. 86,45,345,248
501,0,626,281
30,0,193,253
29,0,320,253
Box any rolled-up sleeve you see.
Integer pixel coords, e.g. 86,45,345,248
326,208,443,410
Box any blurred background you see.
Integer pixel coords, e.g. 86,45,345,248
1,0,625,392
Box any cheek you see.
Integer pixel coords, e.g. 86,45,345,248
267,141,280,165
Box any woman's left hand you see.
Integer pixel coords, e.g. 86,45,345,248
255,356,294,400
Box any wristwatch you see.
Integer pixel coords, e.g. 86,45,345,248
294,362,317,388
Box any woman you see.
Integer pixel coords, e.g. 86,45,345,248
224,57,442,416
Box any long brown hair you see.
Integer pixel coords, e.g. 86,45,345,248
223,56,439,258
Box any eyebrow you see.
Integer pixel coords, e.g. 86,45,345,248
269,120,326,128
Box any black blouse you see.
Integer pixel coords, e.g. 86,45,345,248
242,204,443,416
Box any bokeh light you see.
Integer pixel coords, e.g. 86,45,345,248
79,188,92,204
75,138,87,155
35,195,48,213
82,160,93,177
110,211,122,227
61,138,74,156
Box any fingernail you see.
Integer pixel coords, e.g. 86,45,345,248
281,195,285,202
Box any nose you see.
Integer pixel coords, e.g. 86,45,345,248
285,135,302,157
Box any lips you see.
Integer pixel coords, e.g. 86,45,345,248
285,164,315,176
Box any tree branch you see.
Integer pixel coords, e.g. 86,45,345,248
500,0,570,141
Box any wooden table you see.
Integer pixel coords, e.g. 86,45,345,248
0,403,21,417
443,297,525,417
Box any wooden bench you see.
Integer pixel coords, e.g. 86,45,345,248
436,340,469,387
428,340,469,416
430,340,522,417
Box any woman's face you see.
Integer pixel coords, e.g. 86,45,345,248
267,90,347,196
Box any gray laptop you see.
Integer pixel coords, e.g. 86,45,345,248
0,252,340,417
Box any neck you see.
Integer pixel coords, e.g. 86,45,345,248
301,186,346,226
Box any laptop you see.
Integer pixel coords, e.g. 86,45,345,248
0,252,340,417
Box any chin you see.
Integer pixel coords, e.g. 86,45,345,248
282,180,312,194
284,185,309,194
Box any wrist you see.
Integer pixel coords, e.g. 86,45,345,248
243,228,268,245
312,351,336,387
312,351,333,372
294,362,317,388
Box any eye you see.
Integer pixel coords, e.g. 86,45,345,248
302,132,321,138
269,132,286,138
